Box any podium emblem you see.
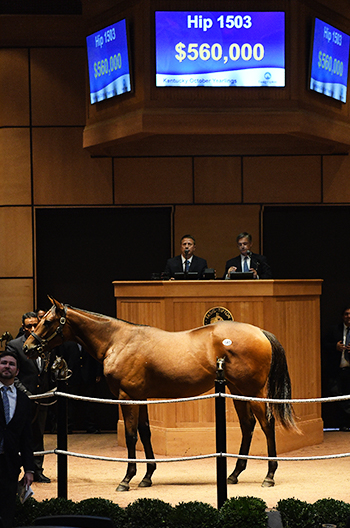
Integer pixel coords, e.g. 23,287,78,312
203,306,234,325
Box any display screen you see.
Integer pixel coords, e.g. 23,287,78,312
155,11,285,87
309,18,350,103
86,19,132,104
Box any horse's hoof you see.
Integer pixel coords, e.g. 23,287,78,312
138,477,152,488
227,475,238,484
262,477,275,487
116,482,130,492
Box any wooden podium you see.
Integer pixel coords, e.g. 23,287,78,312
113,279,323,455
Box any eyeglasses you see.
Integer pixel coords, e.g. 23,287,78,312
24,323,38,329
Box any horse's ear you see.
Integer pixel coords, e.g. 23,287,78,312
47,296,64,312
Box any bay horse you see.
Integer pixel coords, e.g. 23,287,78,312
23,297,297,491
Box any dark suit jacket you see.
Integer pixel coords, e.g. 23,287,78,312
322,323,345,378
54,341,103,386
164,254,208,279
0,387,34,478
223,252,272,279
6,335,51,394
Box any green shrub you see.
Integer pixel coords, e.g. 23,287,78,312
34,497,77,517
77,498,126,527
125,498,173,528
169,501,219,528
277,498,315,528
14,496,41,527
219,496,268,528
313,498,350,528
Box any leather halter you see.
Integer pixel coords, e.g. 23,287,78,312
30,304,67,357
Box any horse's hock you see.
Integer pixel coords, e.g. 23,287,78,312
114,279,323,456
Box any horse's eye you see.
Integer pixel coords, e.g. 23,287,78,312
43,320,51,327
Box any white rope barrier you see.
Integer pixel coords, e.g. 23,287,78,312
30,390,350,405
34,448,350,463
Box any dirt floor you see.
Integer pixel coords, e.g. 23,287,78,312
28,430,350,509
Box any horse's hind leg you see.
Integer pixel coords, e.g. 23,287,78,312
250,401,278,487
116,403,139,492
227,400,256,484
137,404,156,488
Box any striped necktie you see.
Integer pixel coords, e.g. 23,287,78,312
243,256,249,272
1,386,10,424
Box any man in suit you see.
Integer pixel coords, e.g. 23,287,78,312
53,341,103,433
6,311,52,483
0,351,34,528
323,306,350,431
164,234,208,279
223,232,272,279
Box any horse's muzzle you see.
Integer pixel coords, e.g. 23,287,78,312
23,343,41,359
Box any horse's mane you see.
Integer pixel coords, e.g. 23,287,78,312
65,304,148,327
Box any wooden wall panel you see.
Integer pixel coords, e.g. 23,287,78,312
32,128,113,205
323,155,350,203
243,156,322,203
113,157,192,204
0,49,29,127
31,48,86,126
194,157,242,204
0,129,31,205
0,207,32,277
0,279,34,338
174,204,261,278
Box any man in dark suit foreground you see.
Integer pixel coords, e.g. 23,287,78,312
223,232,272,279
164,234,208,279
323,306,350,431
0,351,34,528
6,312,52,483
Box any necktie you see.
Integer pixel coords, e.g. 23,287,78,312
185,259,190,272
0,386,10,454
1,386,10,424
243,256,249,272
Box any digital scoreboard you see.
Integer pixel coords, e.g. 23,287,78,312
309,18,350,103
155,11,285,88
86,19,132,104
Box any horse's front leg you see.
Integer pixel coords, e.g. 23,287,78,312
227,399,256,484
116,403,139,491
137,404,156,488
251,401,278,487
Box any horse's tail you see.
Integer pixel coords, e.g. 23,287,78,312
262,330,298,431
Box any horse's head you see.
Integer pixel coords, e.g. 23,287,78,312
24,297,69,360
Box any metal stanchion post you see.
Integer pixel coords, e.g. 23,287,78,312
215,358,227,509
57,384,68,498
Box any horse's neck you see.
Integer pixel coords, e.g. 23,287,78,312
66,308,129,362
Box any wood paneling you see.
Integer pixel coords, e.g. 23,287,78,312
0,49,29,126
31,48,86,126
0,129,31,205
114,157,193,204
194,157,242,204
0,207,33,277
173,204,261,278
243,156,322,203
323,155,350,203
32,128,113,205
0,279,34,338
114,280,323,455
